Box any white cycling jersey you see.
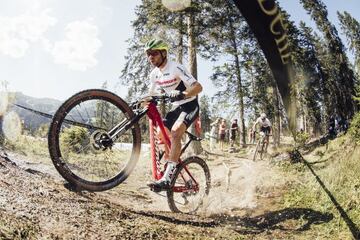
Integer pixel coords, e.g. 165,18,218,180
255,117,272,128
148,60,197,106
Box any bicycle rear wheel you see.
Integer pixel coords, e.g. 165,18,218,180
48,89,141,191
167,156,211,213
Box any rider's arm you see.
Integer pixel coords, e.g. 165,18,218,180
148,71,159,96
175,63,202,98
183,82,202,98
267,119,272,134
148,82,156,95
252,120,258,131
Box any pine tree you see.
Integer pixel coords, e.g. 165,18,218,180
337,11,360,75
300,0,357,118
208,1,253,146
297,22,327,135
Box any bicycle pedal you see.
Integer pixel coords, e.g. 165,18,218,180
147,182,169,193
150,185,161,193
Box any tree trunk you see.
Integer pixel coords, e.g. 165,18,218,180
227,11,246,147
234,57,246,147
176,14,184,64
187,11,202,155
273,86,281,147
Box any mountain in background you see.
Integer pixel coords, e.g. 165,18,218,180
9,92,62,131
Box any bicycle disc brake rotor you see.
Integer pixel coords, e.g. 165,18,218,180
90,130,112,151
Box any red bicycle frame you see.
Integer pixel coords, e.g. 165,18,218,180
146,101,199,193
147,102,171,180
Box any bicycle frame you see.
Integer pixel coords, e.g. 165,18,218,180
146,102,201,193
108,97,201,192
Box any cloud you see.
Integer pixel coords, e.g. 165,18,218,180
50,20,102,71
0,9,57,58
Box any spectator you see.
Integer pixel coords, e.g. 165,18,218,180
209,118,220,152
248,123,256,144
218,119,227,151
230,119,239,148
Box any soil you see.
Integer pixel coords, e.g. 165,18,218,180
0,145,322,239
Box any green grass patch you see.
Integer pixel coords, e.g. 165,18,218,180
279,135,360,239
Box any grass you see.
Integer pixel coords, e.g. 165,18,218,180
3,135,49,162
4,133,139,182
279,134,360,239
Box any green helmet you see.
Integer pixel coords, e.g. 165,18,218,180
144,38,169,52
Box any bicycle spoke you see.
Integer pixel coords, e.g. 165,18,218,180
57,98,135,183
168,157,210,213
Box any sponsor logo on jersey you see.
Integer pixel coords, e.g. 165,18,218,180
155,78,177,86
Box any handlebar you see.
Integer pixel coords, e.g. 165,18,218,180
130,94,171,109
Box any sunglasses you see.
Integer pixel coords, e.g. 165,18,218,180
146,50,161,57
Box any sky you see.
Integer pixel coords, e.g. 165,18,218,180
0,0,359,101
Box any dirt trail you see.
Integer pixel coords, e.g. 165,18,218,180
0,146,302,239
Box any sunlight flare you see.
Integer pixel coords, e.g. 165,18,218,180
2,111,22,142
161,0,191,12
0,92,9,116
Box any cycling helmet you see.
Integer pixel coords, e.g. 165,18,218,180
260,113,266,119
144,38,169,52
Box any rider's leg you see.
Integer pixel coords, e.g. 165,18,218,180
264,135,270,152
168,122,187,164
148,123,187,190
157,126,171,160
158,122,187,183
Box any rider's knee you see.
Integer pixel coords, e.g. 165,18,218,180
171,129,183,140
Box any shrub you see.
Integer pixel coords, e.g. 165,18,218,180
295,131,310,147
60,127,90,153
349,112,360,145
35,123,49,138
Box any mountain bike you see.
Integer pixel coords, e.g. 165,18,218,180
48,89,210,213
253,131,270,161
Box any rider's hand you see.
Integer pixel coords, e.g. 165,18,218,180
168,90,185,102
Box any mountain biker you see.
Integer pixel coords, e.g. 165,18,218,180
144,38,203,191
252,113,272,152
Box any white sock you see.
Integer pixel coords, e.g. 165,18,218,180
162,161,177,182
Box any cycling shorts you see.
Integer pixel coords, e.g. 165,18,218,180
260,126,271,134
163,99,199,130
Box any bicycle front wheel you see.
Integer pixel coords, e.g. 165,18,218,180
167,156,211,213
48,89,141,191
259,140,266,160
253,139,261,161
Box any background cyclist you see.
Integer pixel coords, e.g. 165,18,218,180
145,38,203,191
252,113,272,153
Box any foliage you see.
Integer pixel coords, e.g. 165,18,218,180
295,130,310,147
337,11,360,74
348,112,360,145
34,123,49,138
60,127,90,153
300,0,357,118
